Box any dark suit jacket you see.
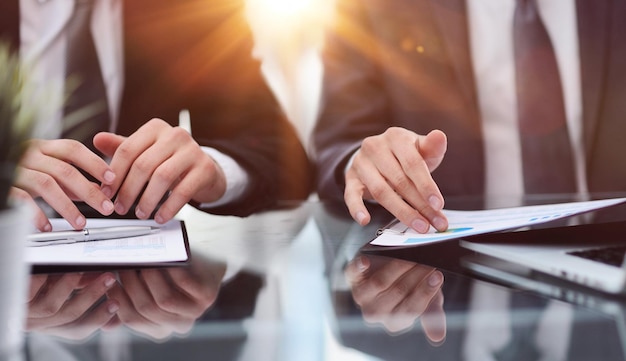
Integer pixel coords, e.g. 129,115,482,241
1,0,312,216
313,0,626,206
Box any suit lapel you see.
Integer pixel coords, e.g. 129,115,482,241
576,0,610,154
428,0,477,113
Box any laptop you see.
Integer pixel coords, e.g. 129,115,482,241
459,220,626,295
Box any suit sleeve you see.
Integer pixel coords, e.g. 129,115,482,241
120,0,313,216
313,0,393,201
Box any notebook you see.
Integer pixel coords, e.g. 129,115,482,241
26,218,190,273
460,220,626,295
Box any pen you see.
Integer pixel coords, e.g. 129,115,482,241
27,226,160,245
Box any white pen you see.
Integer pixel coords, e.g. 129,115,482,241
27,226,160,246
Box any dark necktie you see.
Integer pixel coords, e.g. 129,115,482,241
62,0,110,151
493,294,547,361
513,0,576,195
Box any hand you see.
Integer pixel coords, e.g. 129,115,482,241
26,272,120,340
106,259,225,340
345,254,446,343
13,139,116,231
94,118,227,224
345,127,448,233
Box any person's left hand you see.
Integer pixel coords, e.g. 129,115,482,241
13,138,116,231
345,254,446,343
94,118,227,224
26,272,120,340
106,259,226,340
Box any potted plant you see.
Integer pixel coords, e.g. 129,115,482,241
0,43,37,210
0,42,38,358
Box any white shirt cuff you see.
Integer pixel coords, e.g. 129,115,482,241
198,147,250,208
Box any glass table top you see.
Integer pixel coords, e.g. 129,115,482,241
10,199,626,361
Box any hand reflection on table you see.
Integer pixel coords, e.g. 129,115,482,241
26,272,120,340
345,253,447,344
106,258,226,341
25,256,226,342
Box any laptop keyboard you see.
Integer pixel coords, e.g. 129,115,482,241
568,246,626,267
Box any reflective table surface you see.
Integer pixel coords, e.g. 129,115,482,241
14,199,626,361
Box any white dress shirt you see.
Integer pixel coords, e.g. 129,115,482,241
467,0,587,208
465,3,579,358
20,0,248,206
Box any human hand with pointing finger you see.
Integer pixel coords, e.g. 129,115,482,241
344,127,448,233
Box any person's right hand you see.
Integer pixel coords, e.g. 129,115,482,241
345,127,448,233
12,139,116,231
345,254,446,343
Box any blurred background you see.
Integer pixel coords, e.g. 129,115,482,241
245,0,335,151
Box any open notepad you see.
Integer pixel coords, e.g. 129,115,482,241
25,218,189,267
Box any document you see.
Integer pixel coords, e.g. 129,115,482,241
371,197,626,247
25,218,189,266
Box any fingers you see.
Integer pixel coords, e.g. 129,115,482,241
28,274,49,302
386,270,444,334
132,148,208,224
345,255,445,335
99,119,223,223
105,258,225,340
163,266,221,311
112,270,196,339
16,139,116,229
154,158,225,223
27,272,118,333
106,277,167,339
28,273,84,320
344,254,371,284
420,290,447,346
31,139,116,186
9,187,51,231
140,269,198,318
418,129,448,172
16,167,88,229
352,147,438,232
348,127,449,232
93,131,126,159
45,299,120,340
344,169,372,226
103,120,167,215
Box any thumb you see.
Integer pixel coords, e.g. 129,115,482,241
93,132,126,158
416,129,447,172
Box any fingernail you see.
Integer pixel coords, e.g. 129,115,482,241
104,277,116,288
107,302,119,314
135,208,146,219
76,216,86,228
101,186,112,198
356,211,367,224
356,256,369,273
103,200,114,213
411,219,429,233
155,214,164,224
43,223,52,232
432,216,447,231
114,202,125,214
103,171,116,183
429,271,443,287
429,195,443,211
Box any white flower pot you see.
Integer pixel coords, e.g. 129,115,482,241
0,203,32,360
